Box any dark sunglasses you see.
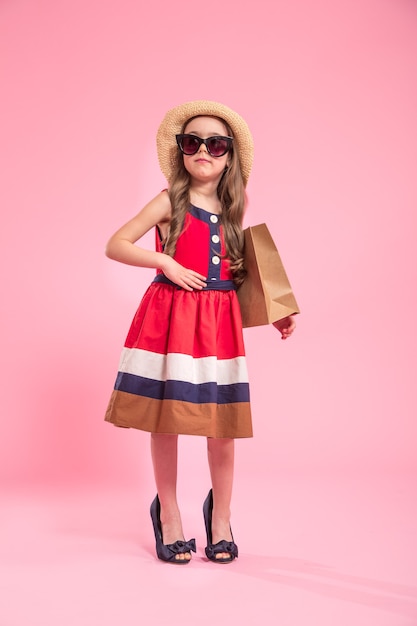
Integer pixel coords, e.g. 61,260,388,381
176,134,233,157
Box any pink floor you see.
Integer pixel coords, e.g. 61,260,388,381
1,474,416,626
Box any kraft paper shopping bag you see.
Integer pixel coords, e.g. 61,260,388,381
237,223,300,328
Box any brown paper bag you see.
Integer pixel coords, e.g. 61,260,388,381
237,223,300,328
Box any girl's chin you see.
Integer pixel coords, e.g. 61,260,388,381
187,169,224,183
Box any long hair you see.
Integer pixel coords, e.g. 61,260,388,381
164,117,247,286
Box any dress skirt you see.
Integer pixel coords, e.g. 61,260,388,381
105,282,253,438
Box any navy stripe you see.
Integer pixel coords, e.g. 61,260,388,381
115,372,250,404
189,205,222,224
152,274,236,291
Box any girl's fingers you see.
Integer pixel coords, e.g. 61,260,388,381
186,271,207,288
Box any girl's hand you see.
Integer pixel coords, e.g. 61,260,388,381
273,315,296,340
161,256,207,291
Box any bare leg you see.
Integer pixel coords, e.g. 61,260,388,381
207,437,235,559
151,433,190,561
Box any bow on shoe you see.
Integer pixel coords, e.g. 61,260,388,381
159,539,197,562
206,540,238,560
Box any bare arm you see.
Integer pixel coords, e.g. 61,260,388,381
105,191,207,291
105,191,171,269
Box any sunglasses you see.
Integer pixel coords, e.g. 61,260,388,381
176,134,233,157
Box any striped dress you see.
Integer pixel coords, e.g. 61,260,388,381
105,204,253,438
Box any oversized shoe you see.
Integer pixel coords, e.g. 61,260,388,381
150,495,196,564
203,489,238,563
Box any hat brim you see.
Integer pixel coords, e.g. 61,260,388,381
156,100,254,187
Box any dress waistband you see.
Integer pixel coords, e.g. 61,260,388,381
153,274,236,291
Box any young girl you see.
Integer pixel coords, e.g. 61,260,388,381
104,100,296,564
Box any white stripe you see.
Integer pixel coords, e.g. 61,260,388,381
118,347,248,385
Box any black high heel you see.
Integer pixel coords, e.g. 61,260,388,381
203,489,238,563
150,495,196,564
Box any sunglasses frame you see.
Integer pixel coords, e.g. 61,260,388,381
176,134,233,157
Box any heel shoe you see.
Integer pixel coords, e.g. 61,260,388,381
150,495,196,564
203,489,238,563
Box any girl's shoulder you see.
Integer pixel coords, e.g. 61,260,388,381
111,190,172,243
140,189,172,223
154,189,172,224
153,188,171,210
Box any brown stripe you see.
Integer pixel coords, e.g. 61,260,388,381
105,390,253,439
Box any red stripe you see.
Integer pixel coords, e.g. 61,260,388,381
124,283,245,359
174,214,210,277
155,213,233,280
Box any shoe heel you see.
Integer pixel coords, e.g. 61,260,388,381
203,489,238,563
150,495,196,564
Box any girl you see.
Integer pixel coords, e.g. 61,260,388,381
105,100,296,564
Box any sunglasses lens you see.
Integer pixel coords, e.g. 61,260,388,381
206,137,230,157
176,135,232,157
180,135,200,155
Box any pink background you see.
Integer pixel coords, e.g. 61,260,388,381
1,0,416,486
1,1,417,624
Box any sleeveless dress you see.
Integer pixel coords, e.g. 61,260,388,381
104,204,253,438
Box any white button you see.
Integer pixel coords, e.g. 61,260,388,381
210,215,218,223
211,234,220,244
212,256,220,265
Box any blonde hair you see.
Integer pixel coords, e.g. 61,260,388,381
164,117,247,286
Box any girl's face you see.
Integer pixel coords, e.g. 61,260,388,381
181,116,231,184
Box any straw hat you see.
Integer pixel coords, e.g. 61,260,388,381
156,100,254,186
